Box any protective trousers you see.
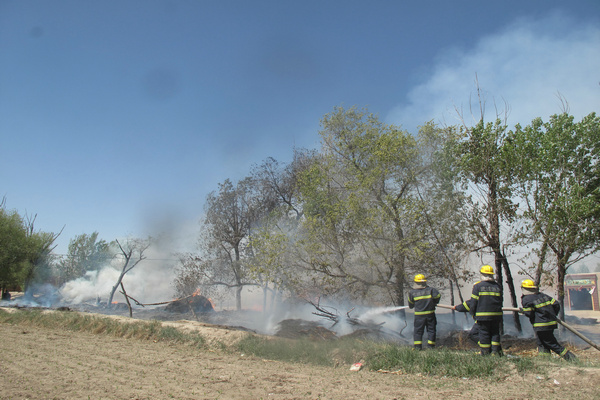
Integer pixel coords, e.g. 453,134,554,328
536,330,568,356
468,322,479,345
413,314,436,349
477,319,501,355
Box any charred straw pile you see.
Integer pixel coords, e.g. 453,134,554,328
164,295,214,314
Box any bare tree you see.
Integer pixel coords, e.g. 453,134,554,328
107,238,151,305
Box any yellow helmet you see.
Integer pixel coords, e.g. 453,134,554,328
480,265,494,275
414,274,427,283
521,279,537,289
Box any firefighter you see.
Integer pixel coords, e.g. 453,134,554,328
453,265,503,355
408,274,441,349
520,279,577,361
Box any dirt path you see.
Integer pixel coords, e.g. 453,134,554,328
1,321,600,400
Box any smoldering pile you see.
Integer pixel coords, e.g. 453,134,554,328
272,303,412,343
274,319,337,340
164,295,214,313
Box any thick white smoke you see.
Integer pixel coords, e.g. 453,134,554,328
59,246,177,305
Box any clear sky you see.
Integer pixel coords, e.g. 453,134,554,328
2,0,599,255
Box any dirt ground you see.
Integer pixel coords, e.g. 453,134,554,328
1,308,600,399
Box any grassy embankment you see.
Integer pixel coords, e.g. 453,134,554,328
1,307,595,379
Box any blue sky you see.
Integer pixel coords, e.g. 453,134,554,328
2,0,599,255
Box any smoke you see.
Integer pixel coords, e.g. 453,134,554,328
258,301,409,337
60,268,119,304
59,246,177,305
357,305,408,321
386,13,600,133
7,283,61,308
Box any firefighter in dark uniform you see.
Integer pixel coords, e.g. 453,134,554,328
408,274,441,350
520,279,577,361
453,265,503,355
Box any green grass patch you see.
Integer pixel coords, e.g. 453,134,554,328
367,345,504,377
366,344,600,378
236,335,598,379
236,335,377,367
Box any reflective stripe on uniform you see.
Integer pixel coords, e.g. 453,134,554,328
413,294,432,301
415,310,435,315
534,299,555,308
476,312,503,317
559,348,568,356
479,291,501,296
533,321,557,327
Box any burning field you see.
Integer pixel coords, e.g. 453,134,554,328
2,290,600,399
3,290,600,354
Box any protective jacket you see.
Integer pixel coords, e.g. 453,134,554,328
455,297,473,313
521,292,560,331
408,286,441,315
468,280,503,321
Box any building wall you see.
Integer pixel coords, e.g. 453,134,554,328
565,273,600,311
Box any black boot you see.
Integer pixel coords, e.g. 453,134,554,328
492,349,504,357
563,350,577,361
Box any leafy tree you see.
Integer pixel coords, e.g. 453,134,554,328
247,210,313,311
250,148,317,221
201,178,263,310
451,94,522,332
416,121,472,309
0,206,30,293
57,232,112,285
247,149,318,308
21,225,60,290
297,106,460,306
512,112,600,319
172,253,205,298
0,203,59,295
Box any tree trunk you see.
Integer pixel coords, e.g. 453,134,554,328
557,260,567,321
262,283,268,313
488,181,522,332
233,246,243,311
107,270,126,306
394,262,406,319
270,283,278,313
501,255,522,333
235,287,242,310
449,279,456,325
534,239,549,286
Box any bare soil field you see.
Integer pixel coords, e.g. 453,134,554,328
1,309,600,400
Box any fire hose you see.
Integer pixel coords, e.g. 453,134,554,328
436,304,600,352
